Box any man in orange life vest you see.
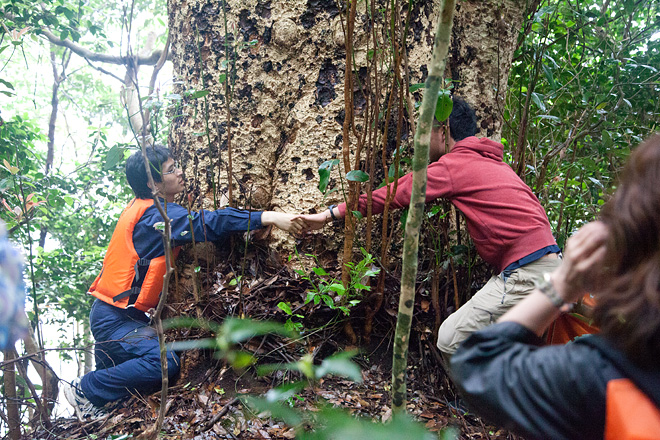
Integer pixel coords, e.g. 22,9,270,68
63,145,305,421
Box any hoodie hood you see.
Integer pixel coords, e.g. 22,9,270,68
451,136,504,162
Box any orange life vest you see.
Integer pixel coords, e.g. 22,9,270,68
89,198,180,313
546,294,599,345
605,378,660,440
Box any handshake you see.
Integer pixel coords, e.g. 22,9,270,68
263,205,342,236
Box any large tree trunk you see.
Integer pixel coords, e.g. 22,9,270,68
450,1,534,140
168,0,529,223
166,0,532,349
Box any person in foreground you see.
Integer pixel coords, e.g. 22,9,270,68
450,133,660,440
296,97,560,359
63,145,305,421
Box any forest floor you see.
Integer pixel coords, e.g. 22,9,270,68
27,243,521,440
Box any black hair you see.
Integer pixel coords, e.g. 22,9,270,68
435,96,478,141
125,145,171,199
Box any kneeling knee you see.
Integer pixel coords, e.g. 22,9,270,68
436,321,455,353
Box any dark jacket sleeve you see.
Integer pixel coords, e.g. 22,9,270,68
134,204,263,259
166,204,262,245
450,322,620,440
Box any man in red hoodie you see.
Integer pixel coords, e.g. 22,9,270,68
296,97,560,361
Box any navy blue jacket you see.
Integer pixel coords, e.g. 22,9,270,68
133,201,263,260
451,322,660,440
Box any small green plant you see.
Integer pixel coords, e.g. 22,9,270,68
343,248,381,301
293,248,380,316
277,301,304,332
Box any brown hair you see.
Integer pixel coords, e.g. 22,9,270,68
594,133,660,367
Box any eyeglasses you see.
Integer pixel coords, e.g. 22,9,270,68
162,162,180,176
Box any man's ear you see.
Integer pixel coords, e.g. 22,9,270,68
147,180,160,192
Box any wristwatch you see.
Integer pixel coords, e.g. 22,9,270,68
328,204,338,222
535,272,567,309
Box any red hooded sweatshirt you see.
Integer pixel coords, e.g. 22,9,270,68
338,136,557,272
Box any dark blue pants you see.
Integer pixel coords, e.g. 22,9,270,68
80,299,180,407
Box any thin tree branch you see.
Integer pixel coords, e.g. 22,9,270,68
83,57,125,83
40,28,169,66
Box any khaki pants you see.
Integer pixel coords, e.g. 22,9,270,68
437,255,561,356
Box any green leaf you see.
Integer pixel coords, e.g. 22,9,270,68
435,89,453,123
190,90,210,99
587,176,603,188
315,350,363,382
542,64,556,89
318,168,331,193
408,83,425,93
243,396,303,426
229,351,255,369
169,338,219,351
531,92,545,112
312,267,328,276
351,210,363,220
219,73,227,84
264,381,306,403
322,295,335,308
602,130,613,148
221,318,294,346
277,301,293,315
535,114,561,122
103,146,125,170
328,283,346,295
318,159,339,193
0,78,15,90
346,170,369,182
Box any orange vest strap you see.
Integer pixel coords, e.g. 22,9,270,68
605,378,660,440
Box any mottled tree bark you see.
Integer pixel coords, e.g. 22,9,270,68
167,1,443,244
450,0,534,140
167,0,529,237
